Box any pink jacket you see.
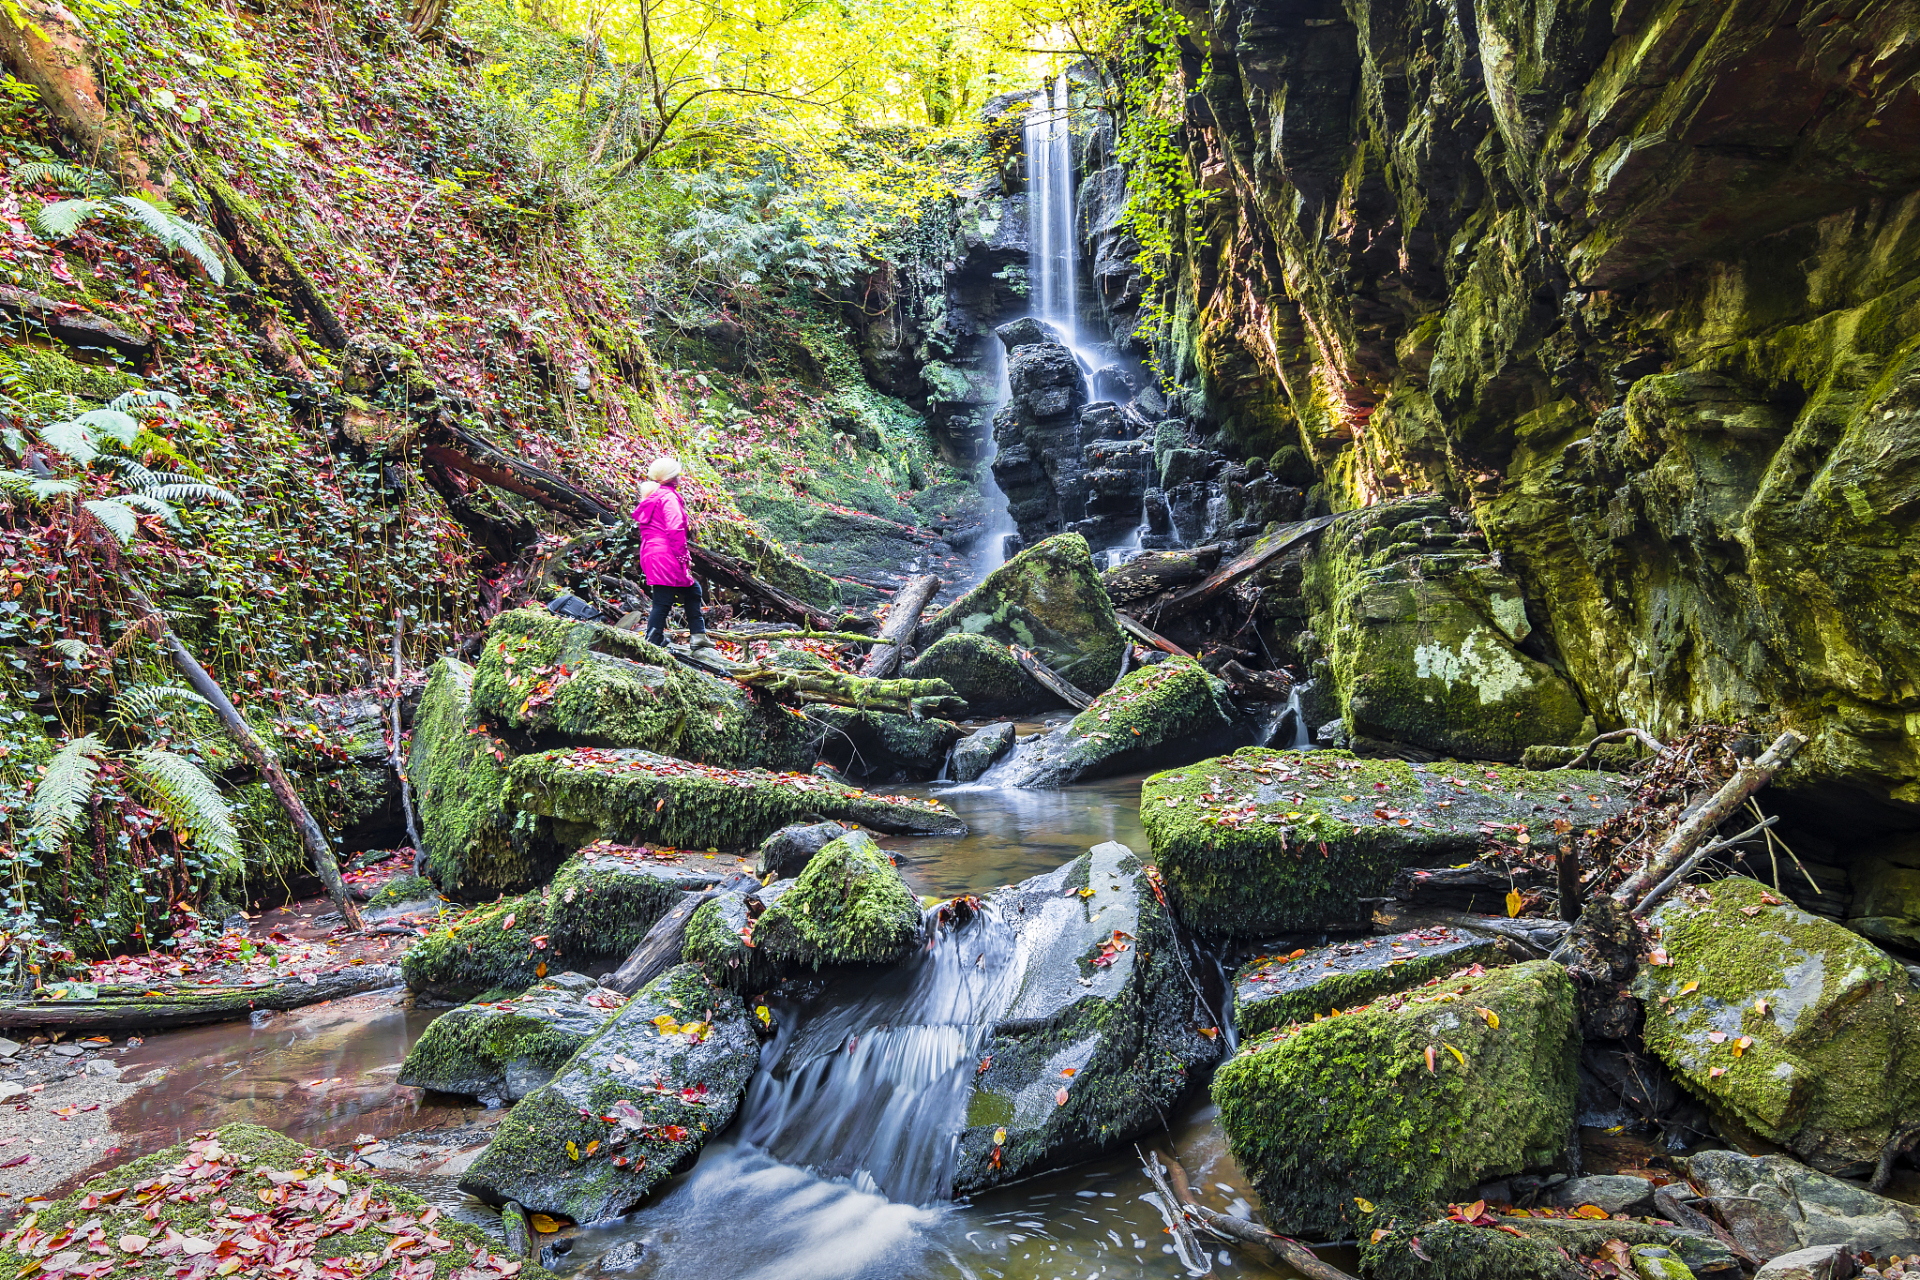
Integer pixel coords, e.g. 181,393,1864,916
632,479,695,587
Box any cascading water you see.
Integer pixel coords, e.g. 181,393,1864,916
1025,73,1079,342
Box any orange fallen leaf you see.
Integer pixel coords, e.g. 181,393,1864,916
1424,1045,1436,1074
1055,1087,1068,1106
529,1215,562,1234
501,912,516,931
1678,980,1700,995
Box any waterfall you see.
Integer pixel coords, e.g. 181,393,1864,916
1025,73,1078,339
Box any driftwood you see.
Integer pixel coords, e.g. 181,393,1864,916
1099,546,1222,604
1632,816,1779,916
606,878,752,995
1150,515,1336,619
0,284,152,356
1613,730,1806,905
0,965,400,1031
734,668,966,717
1114,610,1193,659
127,590,365,932
859,574,939,678
1144,1148,1358,1280
1559,726,1667,770
1012,647,1093,711
709,629,875,646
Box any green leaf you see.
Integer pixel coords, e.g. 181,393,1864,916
29,733,106,853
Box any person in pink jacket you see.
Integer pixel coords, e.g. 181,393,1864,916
631,456,715,654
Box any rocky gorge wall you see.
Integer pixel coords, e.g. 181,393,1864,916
1085,0,1920,825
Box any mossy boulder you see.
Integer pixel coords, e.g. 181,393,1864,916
1635,876,1920,1174
400,892,560,1003
459,964,759,1222
367,872,438,911
682,880,793,992
410,657,530,899
1142,747,1627,937
753,831,923,968
1232,924,1509,1039
470,608,812,771
1213,960,1579,1235
1304,497,1587,761
545,841,738,958
903,632,1052,715
1358,1219,1586,1280
916,534,1127,694
811,705,964,781
503,748,966,857
398,972,628,1105
952,841,1224,1193
0,1123,560,1280
988,656,1242,788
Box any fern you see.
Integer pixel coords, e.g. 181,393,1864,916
12,161,115,196
106,389,184,416
111,683,211,727
0,470,79,501
49,637,94,662
28,734,106,853
82,498,141,543
30,197,227,285
39,408,139,465
33,197,104,238
124,747,238,867
110,458,238,507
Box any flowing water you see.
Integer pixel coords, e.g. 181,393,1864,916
96,780,1313,1280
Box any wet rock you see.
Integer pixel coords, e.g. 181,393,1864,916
987,656,1242,788
1635,877,1920,1174
1159,447,1210,488
990,343,1091,543
591,1241,645,1271
811,705,963,781
681,880,792,992
503,748,966,859
755,822,847,878
500,1200,533,1259
1231,924,1507,1038
753,831,923,969
1143,747,1627,937
470,608,812,772
546,842,731,957
1687,1149,1920,1259
408,658,524,898
399,973,628,1105
1214,960,1579,1234
1098,545,1221,604
994,316,1069,351
917,533,1128,695
1631,1245,1697,1280
1305,497,1586,762
1846,843,1920,950
1754,1246,1856,1280
1554,1173,1659,1216
903,632,1053,716
951,722,1016,782
460,964,759,1223
952,841,1223,1192
1359,1218,1587,1280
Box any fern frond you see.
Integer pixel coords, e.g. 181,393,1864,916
49,637,94,662
111,197,226,285
0,470,79,501
111,491,181,526
33,197,106,238
38,408,138,465
125,747,238,867
112,683,211,726
82,498,140,543
114,457,161,490
28,733,106,852
106,389,182,415
13,161,115,196
145,481,238,508
77,407,140,447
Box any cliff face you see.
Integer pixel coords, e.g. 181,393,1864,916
1127,0,1920,812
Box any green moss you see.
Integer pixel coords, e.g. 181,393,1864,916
1142,747,1625,937
409,658,534,899
0,345,143,403
545,849,715,957
1067,655,1230,744
400,892,554,1002
399,978,618,1099
1232,928,1508,1038
900,632,1045,715
1360,1220,1584,1280
1213,961,1578,1235
918,534,1127,694
368,873,437,907
682,888,787,992
0,1123,559,1280
811,705,962,778
753,831,921,967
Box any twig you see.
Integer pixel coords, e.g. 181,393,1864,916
1632,816,1779,916
1613,730,1804,905
1747,798,1820,896
1141,1148,1359,1280
1558,727,1667,770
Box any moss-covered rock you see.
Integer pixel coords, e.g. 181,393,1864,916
1358,1219,1585,1280
917,534,1127,694
1232,924,1509,1039
503,747,966,858
545,841,736,958
399,892,558,1003
988,656,1242,788
1142,747,1627,937
0,1123,560,1280
952,841,1224,1192
1635,876,1920,1174
459,964,759,1222
1213,960,1579,1235
398,972,628,1104
409,657,530,899
682,880,792,992
811,705,963,781
753,831,922,968
367,872,438,910
469,608,812,771
902,632,1052,715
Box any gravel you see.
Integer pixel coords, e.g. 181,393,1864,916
0,1043,146,1219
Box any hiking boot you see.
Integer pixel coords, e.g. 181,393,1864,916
689,633,720,657
644,627,668,648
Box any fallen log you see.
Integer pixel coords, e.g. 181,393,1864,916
1612,729,1805,906
690,544,839,632
1218,660,1292,702
1150,515,1336,620
1632,815,1779,917
1113,610,1192,659
709,629,876,646
0,284,152,356
734,668,967,718
1145,1148,1358,1280
1012,647,1093,711
859,573,940,679
1559,726,1667,770
1099,546,1223,604
0,965,400,1032
605,877,754,995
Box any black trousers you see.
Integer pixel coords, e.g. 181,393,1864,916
645,583,706,639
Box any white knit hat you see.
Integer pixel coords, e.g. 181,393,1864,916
647,456,683,484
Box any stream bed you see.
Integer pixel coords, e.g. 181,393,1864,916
99,777,1318,1280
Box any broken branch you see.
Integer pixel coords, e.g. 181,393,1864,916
1613,730,1805,906
859,573,939,679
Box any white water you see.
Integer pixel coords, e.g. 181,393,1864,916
1025,74,1079,344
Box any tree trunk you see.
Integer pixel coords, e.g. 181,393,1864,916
126,591,365,932
859,574,938,678
391,622,426,876
0,964,398,1032
0,0,164,198
1099,546,1222,604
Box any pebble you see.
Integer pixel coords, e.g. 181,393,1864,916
0,1037,21,1059
50,1045,84,1058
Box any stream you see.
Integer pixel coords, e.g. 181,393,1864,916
96,778,1323,1280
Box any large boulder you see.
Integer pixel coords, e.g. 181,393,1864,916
501,748,966,860
1232,924,1509,1039
1213,960,1579,1235
401,891,565,1003
1304,498,1587,762
1142,747,1628,936
1687,1149,1920,1262
755,821,846,878
810,705,963,781
903,632,1053,716
470,608,812,771
917,534,1127,695
460,964,760,1222
682,880,793,992
753,831,923,968
1635,877,1920,1174
398,972,628,1106
985,655,1243,788
952,841,1224,1192
410,657,528,898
